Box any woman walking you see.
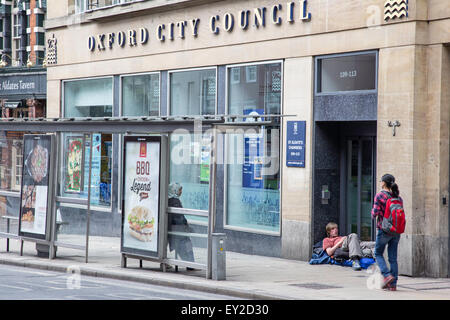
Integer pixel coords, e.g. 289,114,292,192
371,174,402,291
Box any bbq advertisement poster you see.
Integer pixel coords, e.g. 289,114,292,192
121,136,161,257
19,135,53,238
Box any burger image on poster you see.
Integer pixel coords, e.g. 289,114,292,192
128,206,154,242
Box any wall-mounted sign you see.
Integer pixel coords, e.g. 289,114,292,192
286,121,306,168
121,136,162,258
4,101,21,108
0,74,47,96
88,0,312,52
19,134,54,240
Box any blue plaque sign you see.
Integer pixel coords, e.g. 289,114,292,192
286,121,306,167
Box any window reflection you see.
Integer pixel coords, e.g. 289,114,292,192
64,78,113,118
170,69,216,116
122,73,160,117
226,62,282,233
317,53,377,93
169,133,210,211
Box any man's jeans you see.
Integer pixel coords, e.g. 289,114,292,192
374,229,400,286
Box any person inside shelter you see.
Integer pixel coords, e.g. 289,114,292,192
322,222,375,271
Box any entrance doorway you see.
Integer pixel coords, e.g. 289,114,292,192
312,121,376,244
341,136,376,241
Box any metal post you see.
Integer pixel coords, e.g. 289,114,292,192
207,127,218,279
6,220,9,252
85,133,93,263
49,133,59,259
211,233,226,280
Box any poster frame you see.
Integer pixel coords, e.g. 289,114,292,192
63,134,85,194
120,135,167,260
18,134,55,241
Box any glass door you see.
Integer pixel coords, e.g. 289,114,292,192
345,137,375,241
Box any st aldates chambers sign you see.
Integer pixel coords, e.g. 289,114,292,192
87,0,312,52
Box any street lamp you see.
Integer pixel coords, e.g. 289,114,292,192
0,53,11,68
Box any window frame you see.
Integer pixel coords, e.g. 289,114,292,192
223,60,284,236
314,50,379,96
61,76,114,118
10,139,23,192
84,0,143,13
60,76,115,212
167,66,218,117
119,71,161,118
11,6,21,66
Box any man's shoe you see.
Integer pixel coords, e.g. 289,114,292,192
352,259,362,271
382,275,395,289
186,267,198,271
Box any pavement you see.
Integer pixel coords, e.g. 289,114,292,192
0,236,449,300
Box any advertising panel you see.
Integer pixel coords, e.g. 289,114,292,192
121,136,161,258
19,134,54,239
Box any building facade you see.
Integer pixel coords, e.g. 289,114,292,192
45,0,450,277
0,0,46,225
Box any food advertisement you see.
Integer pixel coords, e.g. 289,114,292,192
64,136,84,193
121,136,161,256
19,135,53,238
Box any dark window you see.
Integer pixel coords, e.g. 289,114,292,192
317,53,377,93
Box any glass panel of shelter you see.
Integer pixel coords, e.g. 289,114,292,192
166,67,216,268
167,133,210,266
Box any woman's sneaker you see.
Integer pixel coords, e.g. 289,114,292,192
384,283,397,291
382,275,395,289
388,285,397,291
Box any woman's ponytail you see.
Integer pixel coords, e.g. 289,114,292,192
381,173,399,197
390,183,399,198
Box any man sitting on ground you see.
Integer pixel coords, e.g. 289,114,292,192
322,222,375,271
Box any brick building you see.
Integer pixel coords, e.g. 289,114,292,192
0,0,47,217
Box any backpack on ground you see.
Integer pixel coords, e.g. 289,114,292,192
381,191,406,235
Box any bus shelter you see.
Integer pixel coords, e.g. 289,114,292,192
0,114,281,279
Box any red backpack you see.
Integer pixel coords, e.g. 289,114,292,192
381,191,406,235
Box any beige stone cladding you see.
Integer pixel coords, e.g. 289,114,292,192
46,0,426,74
378,44,450,278
281,57,313,260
